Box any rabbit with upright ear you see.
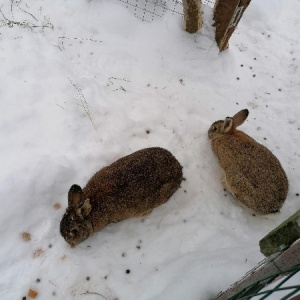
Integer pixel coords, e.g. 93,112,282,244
60,147,183,247
208,109,288,214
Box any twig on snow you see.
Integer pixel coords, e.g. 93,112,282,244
81,291,108,299
0,4,53,31
68,77,100,136
19,6,38,21
56,36,102,51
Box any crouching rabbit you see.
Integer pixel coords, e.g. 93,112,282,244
60,147,183,246
208,109,288,214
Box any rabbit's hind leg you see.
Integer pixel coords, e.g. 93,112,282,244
221,175,229,191
139,209,153,217
222,175,237,197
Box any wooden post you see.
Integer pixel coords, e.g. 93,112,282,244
183,0,202,34
260,209,300,257
213,0,251,51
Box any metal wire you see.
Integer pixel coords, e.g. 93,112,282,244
228,265,300,300
115,0,216,22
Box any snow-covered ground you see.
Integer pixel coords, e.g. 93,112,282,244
1,0,300,299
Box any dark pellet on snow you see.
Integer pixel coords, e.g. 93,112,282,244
146,130,150,134
36,278,41,283
253,74,256,77
136,245,141,250
252,214,256,217
86,276,90,281
240,64,243,67
122,252,126,257
52,291,56,296
48,244,52,248
236,77,240,80
22,297,27,300
126,269,131,274
296,193,299,197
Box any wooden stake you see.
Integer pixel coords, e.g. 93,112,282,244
183,0,202,34
213,0,251,51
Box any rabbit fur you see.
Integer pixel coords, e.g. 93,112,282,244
208,109,288,214
60,147,183,247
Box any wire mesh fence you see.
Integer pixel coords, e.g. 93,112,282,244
228,264,300,300
216,239,300,300
115,0,216,22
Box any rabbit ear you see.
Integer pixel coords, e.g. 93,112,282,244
68,184,83,209
232,109,249,128
76,198,92,219
223,117,234,133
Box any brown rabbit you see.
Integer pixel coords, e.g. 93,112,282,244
60,147,183,247
208,109,288,214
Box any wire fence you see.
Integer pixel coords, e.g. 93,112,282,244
115,0,216,22
229,265,300,300
216,239,300,300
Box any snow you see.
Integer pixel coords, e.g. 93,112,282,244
1,0,300,299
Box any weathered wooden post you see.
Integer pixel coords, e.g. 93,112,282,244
260,209,300,256
213,0,251,51
183,0,202,34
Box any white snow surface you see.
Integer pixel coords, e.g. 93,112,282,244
1,0,300,299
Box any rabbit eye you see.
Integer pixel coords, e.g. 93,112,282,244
70,229,79,237
212,126,217,131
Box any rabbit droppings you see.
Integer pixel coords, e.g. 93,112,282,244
208,109,288,215
60,147,183,247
